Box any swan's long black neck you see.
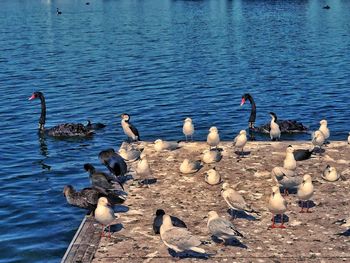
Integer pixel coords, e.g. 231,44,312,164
38,93,46,131
246,95,256,127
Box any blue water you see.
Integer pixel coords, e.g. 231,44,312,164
1,0,349,262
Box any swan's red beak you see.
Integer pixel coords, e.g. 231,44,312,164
28,94,36,100
240,98,246,106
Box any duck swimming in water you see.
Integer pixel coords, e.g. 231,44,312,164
29,91,93,137
240,93,308,134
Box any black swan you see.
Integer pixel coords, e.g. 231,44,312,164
240,93,308,133
121,113,140,142
86,120,106,130
29,91,93,137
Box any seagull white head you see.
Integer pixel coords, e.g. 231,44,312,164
209,126,218,132
208,211,219,219
184,117,192,122
286,145,294,153
239,130,247,135
98,197,110,206
320,119,327,125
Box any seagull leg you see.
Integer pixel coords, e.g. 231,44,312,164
283,189,289,197
101,224,105,237
185,135,188,142
270,214,278,229
279,214,286,229
299,201,305,213
108,225,111,239
306,200,312,213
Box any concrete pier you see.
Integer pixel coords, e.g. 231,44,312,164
63,141,350,262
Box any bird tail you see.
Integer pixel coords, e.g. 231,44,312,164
190,247,206,254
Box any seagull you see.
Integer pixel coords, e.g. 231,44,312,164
283,145,297,171
319,119,330,141
183,117,194,142
269,112,281,141
160,214,206,254
271,166,302,196
268,186,287,229
179,159,202,174
233,130,247,158
154,139,179,152
221,182,260,219
120,113,140,142
118,145,141,162
312,130,325,149
153,209,187,234
348,132,350,144
297,174,314,213
84,163,124,191
207,126,220,149
202,149,222,164
136,154,152,186
322,165,340,182
98,148,127,177
95,197,117,238
205,168,221,185
207,211,244,244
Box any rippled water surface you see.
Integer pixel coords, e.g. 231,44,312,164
0,0,349,262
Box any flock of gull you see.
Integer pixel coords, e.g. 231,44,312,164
29,91,350,257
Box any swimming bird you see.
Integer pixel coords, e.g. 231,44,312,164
268,186,287,229
283,145,297,171
56,8,62,15
207,126,220,149
205,168,221,185
29,91,93,137
183,117,194,142
271,166,302,196
319,119,330,142
233,130,247,158
136,154,151,185
202,149,222,164
179,159,202,174
154,139,179,152
269,112,281,141
240,93,308,133
84,163,124,191
63,185,125,212
312,130,325,150
221,183,260,219
297,174,314,213
120,113,140,142
207,211,244,244
153,209,187,234
98,149,127,177
323,5,330,9
322,165,340,182
293,146,315,161
95,197,117,238
86,120,106,130
160,214,206,254
118,145,141,162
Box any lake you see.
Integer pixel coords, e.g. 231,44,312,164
0,0,349,262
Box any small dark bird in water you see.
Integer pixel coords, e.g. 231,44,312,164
84,163,124,191
152,209,187,234
323,5,330,9
86,2,90,5
293,147,315,161
56,8,62,15
86,120,106,130
98,148,128,177
63,185,125,213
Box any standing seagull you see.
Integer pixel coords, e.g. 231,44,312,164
319,119,330,142
347,132,350,144
207,211,244,244
207,126,220,149
269,112,281,141
312,130,325,151
160,214,206,254
136,154,152,186
183,118,194,142
221,183,260,219
95,197,117,238
120,113,140,142
283,145,297,171
268,186,287,229
297,174,314,213
233,130,248,159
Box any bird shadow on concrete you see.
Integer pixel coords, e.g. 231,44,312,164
313,148,326,154
335,229,350,237
227,209,258,221
234,151,251,157
114,205,129,213
298,200,316,209
141,178,157,185
110,223,124,233
211,236,247,248
271,214,289,224
168,248,210,259
118,175,134,184
280,187,297,195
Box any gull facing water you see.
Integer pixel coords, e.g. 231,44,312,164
233,130,247,158
202,149,222,164
179,159,202,174
283,145,297,171
183,117,194,142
